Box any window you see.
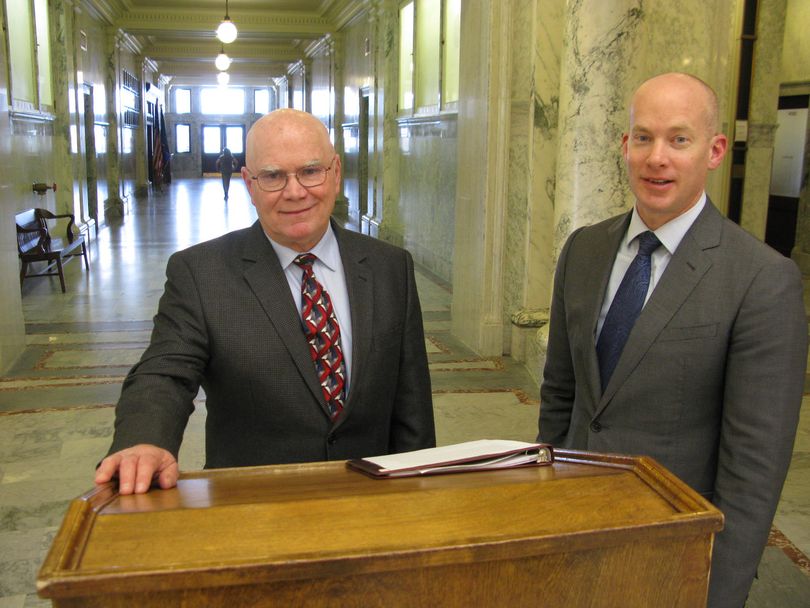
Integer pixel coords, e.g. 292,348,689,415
176,124,191,153
94,125,107,154
399,2,414,111
5,0,52,110
34,0,52,106
175,88,191,113
254,89,270,114
201,87,245,114
415,0,440,110
398,0,460,114
442,0,461,104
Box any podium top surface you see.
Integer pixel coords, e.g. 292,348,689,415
38,450,722,599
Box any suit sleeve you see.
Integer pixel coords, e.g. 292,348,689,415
388,250,436,453
537,229,581,446
708,257,807,608
108,252,208,458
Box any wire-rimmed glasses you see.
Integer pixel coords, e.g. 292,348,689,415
249,156,337,192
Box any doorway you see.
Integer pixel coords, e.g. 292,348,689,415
358,88,375,236
202,125,245,174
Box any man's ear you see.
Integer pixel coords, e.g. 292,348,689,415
240,166,252,190
708,133,728,170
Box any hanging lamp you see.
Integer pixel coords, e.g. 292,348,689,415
216,0,238,44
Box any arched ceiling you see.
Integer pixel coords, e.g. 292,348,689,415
89,0,363,86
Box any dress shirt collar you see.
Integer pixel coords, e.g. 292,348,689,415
266,223,341,272
627,192,706,255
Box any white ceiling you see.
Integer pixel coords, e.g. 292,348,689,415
93,0,357,86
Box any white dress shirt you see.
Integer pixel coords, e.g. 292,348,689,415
595,193,707,340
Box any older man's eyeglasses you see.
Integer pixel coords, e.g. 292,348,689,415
249,156,337,192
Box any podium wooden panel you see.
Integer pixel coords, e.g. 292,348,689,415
38,450,722,607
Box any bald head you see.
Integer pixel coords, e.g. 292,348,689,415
631,72,720,136
246,109,335,170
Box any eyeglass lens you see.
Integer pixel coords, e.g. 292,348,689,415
256,165,328,192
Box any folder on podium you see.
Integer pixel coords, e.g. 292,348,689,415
38,449,723,607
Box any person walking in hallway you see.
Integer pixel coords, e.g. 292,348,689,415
215,147,238,200
96,109,435,495
537,72,807,608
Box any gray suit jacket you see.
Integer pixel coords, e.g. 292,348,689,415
539,201,807,608
110,220,435,467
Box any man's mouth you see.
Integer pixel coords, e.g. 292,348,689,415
645,178,673,185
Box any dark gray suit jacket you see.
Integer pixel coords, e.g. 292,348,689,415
109,220,435,467
539,201,807,608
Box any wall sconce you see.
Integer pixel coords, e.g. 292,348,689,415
216,0,238,44
32,182,57,195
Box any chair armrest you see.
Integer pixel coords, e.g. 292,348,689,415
37,210,78,243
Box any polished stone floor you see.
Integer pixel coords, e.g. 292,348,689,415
0,178,808,606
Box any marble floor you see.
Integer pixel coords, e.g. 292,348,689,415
0,178,808,607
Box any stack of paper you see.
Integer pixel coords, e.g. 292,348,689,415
347,439,553,479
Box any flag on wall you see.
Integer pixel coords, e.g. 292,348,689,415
159,104,171,184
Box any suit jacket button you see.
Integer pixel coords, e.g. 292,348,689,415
327,435,336,445
590,421,602,433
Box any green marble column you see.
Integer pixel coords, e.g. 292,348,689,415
103,28,124,220
48,0,77,222
740,0,788,240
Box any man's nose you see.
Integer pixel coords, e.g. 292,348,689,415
646,141,669,166
282,174,308,197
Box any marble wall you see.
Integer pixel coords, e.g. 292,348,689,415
397,116,457,280
0,2,33,372
782,0,810,84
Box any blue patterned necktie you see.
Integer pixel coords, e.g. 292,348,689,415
596,231,662,392
293,254,346,419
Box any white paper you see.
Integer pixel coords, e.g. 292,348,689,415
363,439,544,473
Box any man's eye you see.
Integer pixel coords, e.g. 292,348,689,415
262,171,284,181
674,136,689,145
634,134,650,143
300,167,323,177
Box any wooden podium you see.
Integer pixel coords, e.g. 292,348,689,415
38,450,722,607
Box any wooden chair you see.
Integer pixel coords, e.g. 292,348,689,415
15,208,89,293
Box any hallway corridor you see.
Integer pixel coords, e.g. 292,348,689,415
0,178,808,606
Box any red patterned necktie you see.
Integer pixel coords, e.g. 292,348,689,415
293,254,346,419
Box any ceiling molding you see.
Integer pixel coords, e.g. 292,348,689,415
325,0,370,31
146,42,302,62
82,0,127,24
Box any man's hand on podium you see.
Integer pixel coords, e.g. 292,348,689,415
95,444,179,495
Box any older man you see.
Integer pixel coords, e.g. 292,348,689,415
538,73,807,607
97,109,435,494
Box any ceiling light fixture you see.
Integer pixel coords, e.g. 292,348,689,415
216,0,238,44
214,46,232,71
217,71,230,86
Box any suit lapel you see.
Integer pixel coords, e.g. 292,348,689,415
597,203,721,411
332,222,373,408
240,222,327,411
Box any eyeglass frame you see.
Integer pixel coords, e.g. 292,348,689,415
247,155,338,193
